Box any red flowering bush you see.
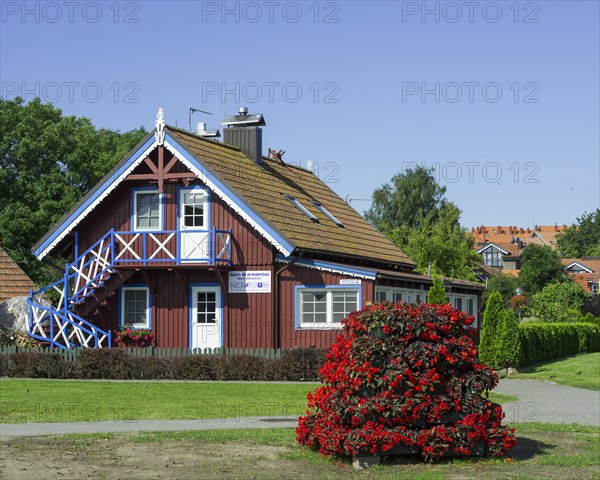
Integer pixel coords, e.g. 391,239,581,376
296,302,516,462
113,327,154,348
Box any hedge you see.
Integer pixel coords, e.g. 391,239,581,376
0,347,327,381
518,322,600,366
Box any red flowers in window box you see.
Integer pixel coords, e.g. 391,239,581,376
296,301,516,462
113,327,155,348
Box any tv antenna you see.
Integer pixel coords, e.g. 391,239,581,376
188,106,212,131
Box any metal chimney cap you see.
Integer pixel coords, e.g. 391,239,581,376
222,109,266,127
239,106,248,116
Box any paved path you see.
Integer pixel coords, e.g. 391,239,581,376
1,379,598,438
495,379,600,427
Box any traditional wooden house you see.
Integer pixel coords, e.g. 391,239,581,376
27,108,483,350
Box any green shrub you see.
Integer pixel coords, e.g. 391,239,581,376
581,312,600,327
427,275,447,305
479,292,504,368
8,352,70,378
496,310,520,369
277,347,327,382
518,322,600,366
530,282,589,322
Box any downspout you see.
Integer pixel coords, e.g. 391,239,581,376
273,253,300,350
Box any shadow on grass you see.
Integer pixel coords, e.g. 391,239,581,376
509,435,557,461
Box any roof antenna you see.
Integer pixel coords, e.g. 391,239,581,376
189,106,212,131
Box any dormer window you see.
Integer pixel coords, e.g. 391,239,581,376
284,194,319,223
482,248,503,267
311,201,344,228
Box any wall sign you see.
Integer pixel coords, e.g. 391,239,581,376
229,270,271,293
340,279,361,285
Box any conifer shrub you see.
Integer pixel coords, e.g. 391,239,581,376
296,302,516,462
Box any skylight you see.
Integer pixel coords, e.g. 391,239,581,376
312,201,344,228
284,195,319,223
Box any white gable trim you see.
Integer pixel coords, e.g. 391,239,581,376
564,262,593,273
275,255,377,280
35,134,295,260
476,243,510,255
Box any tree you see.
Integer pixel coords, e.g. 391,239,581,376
365,166,447,235
427,275,447,304
483,274,520,306
518,244,565,295
582,295,600,317
0,97,147,285
479,292,504,367
495,309,521,369
391,203,482,280
556,209,600,258
530,281,589,322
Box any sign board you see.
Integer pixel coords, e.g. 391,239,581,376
340,279,361,285
229,270,271,293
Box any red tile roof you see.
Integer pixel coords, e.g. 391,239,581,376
0,247,36,302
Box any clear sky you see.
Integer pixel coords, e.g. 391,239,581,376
1,0,598,228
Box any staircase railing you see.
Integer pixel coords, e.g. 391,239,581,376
26,228,233,349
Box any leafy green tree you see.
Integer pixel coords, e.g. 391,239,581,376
365,166,447,236
483,274,520,306
518,244,565,295
0,97,147,285
427,275,447,304
530,281,590,322
582,295,600,317
495,309,521,369
390,203,481,280
479,292,504,368
556,209,600,258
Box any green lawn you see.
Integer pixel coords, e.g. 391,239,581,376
0,379,515,424
2,424,598,479
516,352,600,390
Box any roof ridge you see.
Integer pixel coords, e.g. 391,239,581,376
165,125,242,152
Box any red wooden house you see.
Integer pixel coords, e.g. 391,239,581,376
27,108,483,350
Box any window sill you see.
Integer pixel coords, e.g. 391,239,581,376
296,324,343,331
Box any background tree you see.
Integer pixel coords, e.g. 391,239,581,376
495,309,521,369
479,292,504,368
390,203,481,280
556,209,600,258
365,166,447,236
582,295,600,317
0,97,147,285
518,244,565,295
427,274,447,304
483,274,520,306
529,281,589,322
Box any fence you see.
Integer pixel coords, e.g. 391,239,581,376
0,345,283,360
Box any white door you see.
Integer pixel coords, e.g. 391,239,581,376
190,286,223,350
179,189,210,262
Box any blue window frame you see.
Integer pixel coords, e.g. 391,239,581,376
294,285,361,329
119,285,152,329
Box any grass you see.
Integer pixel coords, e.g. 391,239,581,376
0,379,516,423
516,352,600,390
2,424,598,479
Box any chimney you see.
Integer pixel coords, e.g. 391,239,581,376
195,122,221,140
222,107,266,165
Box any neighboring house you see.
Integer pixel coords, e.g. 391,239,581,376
0,247,36,303
561,258,600,295
471,225,567,278
28,108,483,350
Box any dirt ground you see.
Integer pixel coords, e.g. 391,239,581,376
0,430,598,480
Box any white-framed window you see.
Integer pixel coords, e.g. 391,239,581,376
375,287,423,304
133,190,161,231
592,283,599,295
297,287,359,328
121,286,151,329
482,248,504,267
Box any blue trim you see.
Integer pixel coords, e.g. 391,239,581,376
293,284,363,330
276,255,377,280
131,187,164,232
73,231,79,261
165,132,294,254
119,284,152,330
34,135,156,257
188,283,223,350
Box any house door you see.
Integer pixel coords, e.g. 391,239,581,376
190,286,223,350
179,188,210,262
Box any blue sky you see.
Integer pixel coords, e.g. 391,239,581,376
2,0,598,228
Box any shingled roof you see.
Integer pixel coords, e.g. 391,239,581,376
168,127,415,267
0,247,36,302
32,124,415,268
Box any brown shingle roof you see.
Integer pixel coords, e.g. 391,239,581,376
168,127,415,268
0,247,36,302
